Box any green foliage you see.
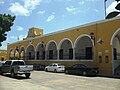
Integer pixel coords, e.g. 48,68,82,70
115,3,120,10
106,11,120,19
106,0,120,19
115,0,120,2
0,14,15,46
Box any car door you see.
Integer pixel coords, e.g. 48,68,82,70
52,64,57,71
72,64,80,74
2,61,12,73
48,64,53,71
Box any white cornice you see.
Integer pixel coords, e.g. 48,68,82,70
8,16,120,46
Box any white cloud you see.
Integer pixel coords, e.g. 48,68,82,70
24,0,41,10
38,10,45,14
19,34,27,40
16,26,24,31
85,0,98,2
10,36,18,40
0,1,4,5
79,1,85,5
47,15,55,22
9,0,42,16
9,2,29,16
66,6,79,14
106,1,119,14
94,9,99,12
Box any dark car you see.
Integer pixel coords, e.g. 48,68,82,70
0,61,5,74
33,64,45,71
65,64,99,76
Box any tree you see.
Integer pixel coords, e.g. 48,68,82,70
106,0,120,19
0,14,15,46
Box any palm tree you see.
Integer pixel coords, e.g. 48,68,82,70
106,0,120,19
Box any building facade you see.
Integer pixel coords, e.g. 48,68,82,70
0,50,7,61
7,17,120,75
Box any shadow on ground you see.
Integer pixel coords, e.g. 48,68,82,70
98,75,120,79
1,74,31,80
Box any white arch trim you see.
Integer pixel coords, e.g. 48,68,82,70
74,34,94,48
110,28,120,45
58,38,74,50
35,42,43,51
19,46,25,52
8,48,13,59
46,40,57,50
25,44,36,53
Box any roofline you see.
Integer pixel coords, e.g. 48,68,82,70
8,16,120,45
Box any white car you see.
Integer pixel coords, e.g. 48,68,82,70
45,63,65,72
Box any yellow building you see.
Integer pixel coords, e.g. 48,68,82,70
7,17,120,75
0,50,7,61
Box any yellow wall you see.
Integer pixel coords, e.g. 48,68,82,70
7,17,120,75
0,50,7,61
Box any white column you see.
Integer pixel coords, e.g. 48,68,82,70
35,51,37,60
57,49,59,60
73,48,75,60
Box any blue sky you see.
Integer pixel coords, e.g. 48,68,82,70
0,0,119,50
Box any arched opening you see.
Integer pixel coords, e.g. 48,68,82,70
26,45,35,60
36,43,45,60
46,41,57,60
111,28,120,75
14,49,19,60
9,49,14,60
75,36,93,60
1,57,4,61
19,46,25,60
59,39,73,60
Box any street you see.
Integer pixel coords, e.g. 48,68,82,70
0,71,120,90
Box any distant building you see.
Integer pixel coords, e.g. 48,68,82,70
0,50,7,61
7,17,120,75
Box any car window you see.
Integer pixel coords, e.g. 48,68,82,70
58,64,64,66
53,64,57,67
5,61,12,65
13,61,25,65
49,64,53,66
73,64,87,68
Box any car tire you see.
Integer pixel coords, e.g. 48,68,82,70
83,71,87,76
45,68,48,72
11,70,15,78
25,73,30,78
65,70,68,74
0,70,2,75
54,69,57,73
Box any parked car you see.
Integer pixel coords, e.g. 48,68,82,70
65,64,99,76
45,63,65,72
1,60,33,78
0,61,5,74
33,64,45,71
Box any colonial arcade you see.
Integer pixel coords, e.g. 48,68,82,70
7,17,120,75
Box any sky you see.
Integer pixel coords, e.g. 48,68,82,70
0,0,119,50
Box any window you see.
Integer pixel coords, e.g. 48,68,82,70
5,61,12,65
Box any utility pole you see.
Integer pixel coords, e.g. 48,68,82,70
104,0,107,19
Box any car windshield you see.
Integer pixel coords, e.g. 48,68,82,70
73,64,87,68
0,62,4,66
57,64,64,66
13,61,25,65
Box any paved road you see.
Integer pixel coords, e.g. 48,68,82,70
0,71,120,90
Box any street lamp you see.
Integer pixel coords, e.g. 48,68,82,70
90,32,95,45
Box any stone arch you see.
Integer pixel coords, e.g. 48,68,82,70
58,38,73,60
26,44,35,60
36,42,45,60
46,40,57,60
110,28,120,74
19,46,25,60
74,35,93,60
